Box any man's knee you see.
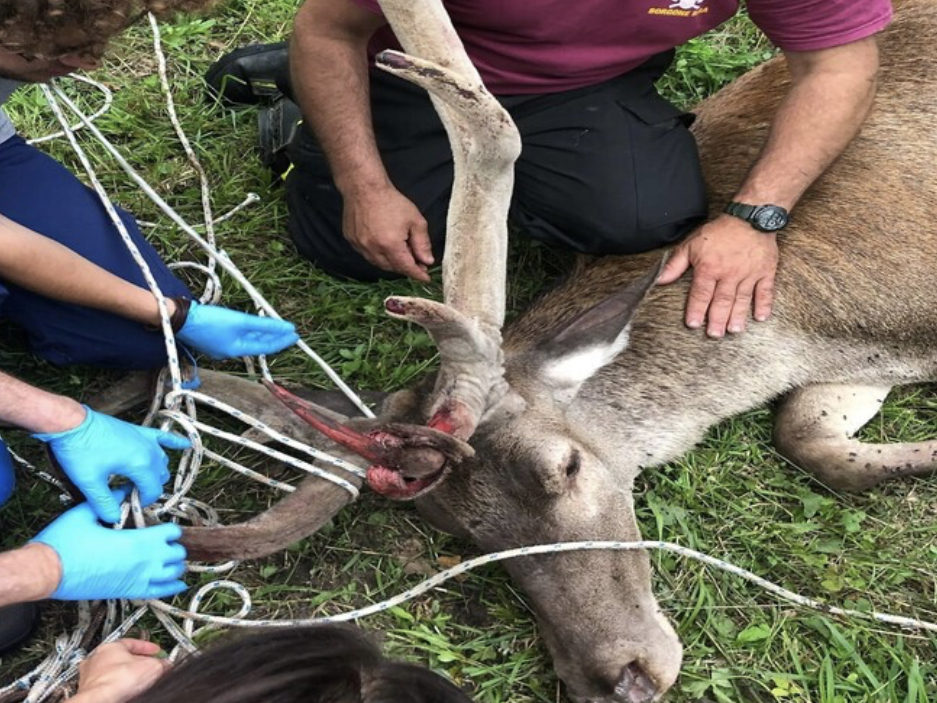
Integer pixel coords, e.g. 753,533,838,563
511,79,708,255
26,314,173,370
284,170,395,283
518,143,708,254
513,198,705,255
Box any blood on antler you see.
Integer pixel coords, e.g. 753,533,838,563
264,380,474,501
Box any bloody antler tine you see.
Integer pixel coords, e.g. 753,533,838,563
262,380,386,464
372,0,519,444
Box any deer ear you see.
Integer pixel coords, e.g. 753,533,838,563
535,257,664,404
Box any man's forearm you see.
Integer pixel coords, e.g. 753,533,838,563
732,36,880,209
0,544,61,606
290,0,389,196
0,215,173,325
0,371,86,433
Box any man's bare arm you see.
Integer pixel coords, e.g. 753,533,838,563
0,214,176,326
0,370,86,433
290,0,434,280
734,36,880,211
0,544,61,606
291,0,388,195
659,36,880,336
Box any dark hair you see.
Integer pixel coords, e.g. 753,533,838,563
129,624,474,703
0,0,214,59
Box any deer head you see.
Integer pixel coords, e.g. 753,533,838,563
411,258,681,703
258,258,681,702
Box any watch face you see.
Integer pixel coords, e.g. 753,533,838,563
753,206,789,232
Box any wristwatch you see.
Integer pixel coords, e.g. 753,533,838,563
723,202,789,233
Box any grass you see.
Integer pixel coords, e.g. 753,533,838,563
2,3,936,702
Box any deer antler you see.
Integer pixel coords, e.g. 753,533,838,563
263,0,521,501
375,0,522,441
154,1,521,562
182,469,361,561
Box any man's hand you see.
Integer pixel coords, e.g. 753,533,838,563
72,640,170,703
658,215,779,337
177,302,299,360
656,36,881,339
30,487,187,601
342,185,434,281
33,407,190,523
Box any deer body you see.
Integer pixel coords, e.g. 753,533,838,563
176,2,937,702
541,18,937,479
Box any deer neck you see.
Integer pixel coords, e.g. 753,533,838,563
567,321,803,471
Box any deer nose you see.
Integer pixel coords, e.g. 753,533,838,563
613,662,657,703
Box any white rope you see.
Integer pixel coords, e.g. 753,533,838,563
163,388,367,477
146,540,937,633
7,448,70,501
25,75,112,146
147,12,219,286
158,407,362,497
138,193,262,231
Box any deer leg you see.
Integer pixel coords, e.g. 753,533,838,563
774,383,937,491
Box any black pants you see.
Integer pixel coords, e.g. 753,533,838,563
285,50,707,282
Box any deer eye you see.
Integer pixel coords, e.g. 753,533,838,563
564,450,581,479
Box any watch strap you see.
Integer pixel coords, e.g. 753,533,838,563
724,201,758,221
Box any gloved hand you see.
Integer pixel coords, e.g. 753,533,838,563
176,301,299,360
33,406,190,523
31,487,187,601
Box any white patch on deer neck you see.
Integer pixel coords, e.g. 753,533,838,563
543,329,631,405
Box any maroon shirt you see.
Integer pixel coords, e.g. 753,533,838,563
350,0,892,95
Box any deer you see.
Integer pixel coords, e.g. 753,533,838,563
89,1,937,701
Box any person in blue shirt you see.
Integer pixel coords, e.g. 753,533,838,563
0,0,298,652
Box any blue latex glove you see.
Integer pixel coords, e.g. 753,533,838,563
31,487,187,601
33,406,190,523
176,301,299,360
